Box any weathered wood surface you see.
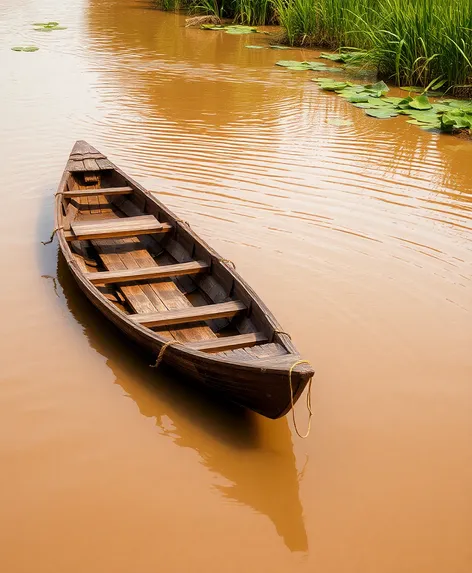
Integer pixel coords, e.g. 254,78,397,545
188,332,267,353
85,260,209,285
129,300,246,328
63,186,133,198
67,215,171,241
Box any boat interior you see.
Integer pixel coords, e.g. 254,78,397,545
61,166,291,361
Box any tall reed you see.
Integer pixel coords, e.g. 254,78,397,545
272,0,472,88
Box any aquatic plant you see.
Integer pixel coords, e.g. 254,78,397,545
271,0,472,89
11,46,39,52
33,21,67,31
311,76,472,133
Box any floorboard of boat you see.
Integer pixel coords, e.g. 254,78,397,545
75,190,217,343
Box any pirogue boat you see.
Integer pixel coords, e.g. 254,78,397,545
52,141,314,419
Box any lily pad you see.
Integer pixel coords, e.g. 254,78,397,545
409,95,432,110
246,45,265,49
201,24,226,29
320,51,366,64
32,21,58,26
382,96,404,105
275,60,339,72
365,108,398,119
315,80,352,91
364,80,389,97
11,46,39,52
270,45,291,50
225,25,257,34
33,21,67,31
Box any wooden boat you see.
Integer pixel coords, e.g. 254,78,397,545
53,141,314,419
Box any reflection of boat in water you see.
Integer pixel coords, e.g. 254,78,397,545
56,253,308,552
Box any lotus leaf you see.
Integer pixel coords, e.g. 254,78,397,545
33,21,66,31
320,51,366,64
347,95,371,103
440,114,457,132
11,46,39,52
431,103,452,113
409,95,432,110
364,80,389,97
226,26,257,34
316,80,352,91
365,108,398,119
276,60,313,69
382,97,404,105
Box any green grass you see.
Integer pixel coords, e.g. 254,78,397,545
272,0,472,88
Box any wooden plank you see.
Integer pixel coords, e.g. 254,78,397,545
188,332,267,353
96,158,114,170
93,237,217,342
67,159,85,172
67,215,171,241
85,260,209,285
129,301,246,328
83,158,100,171
63,186,133,198
70,152,105,160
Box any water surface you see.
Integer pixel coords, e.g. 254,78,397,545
0,0,471,571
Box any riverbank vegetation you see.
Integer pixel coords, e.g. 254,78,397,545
156,0,472,91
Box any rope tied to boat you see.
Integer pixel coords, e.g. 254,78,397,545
150,340,181,369
174,218,191,227
288,359,314,439
219,258,236,269
274,329,292,339
41,226,64,245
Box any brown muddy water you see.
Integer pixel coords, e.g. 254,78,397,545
1,0,471,571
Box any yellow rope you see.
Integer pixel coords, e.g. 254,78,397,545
220,258,236,269
41,226,63,245
274,329,292,339
288,359,314,439
150,340,181,368
175,218,191,227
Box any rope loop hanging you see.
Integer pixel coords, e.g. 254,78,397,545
41,226,63,245
219,258,236,269
150,340,181,369
288,359,314,439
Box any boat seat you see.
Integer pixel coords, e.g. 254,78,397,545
85,261,209,285
187,332,268,353
129,301,246,328
66,215,172,241
63,186,133,198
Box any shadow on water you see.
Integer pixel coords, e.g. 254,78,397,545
55,252,309,552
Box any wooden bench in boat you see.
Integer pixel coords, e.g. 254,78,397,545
85,261,209,285
63,186,133,198
187,332,268,353
66,215,172,241
129,301,246,328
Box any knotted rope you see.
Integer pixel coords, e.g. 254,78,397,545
150,340,181,369
41,226,63,245
174,218,191,227
288,359,314,439
219,258,236,269
274,329,292,339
